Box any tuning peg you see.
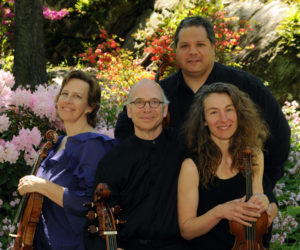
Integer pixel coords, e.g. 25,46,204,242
86,210,97,221
83,201,94,208
88,225,99,234
111,205,121,214
115,219,126,225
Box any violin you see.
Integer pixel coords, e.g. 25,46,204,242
86,183,124,250
229,150,268,250
10,130,58,250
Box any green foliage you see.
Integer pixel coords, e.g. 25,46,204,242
0,0,14,65
134,0,254,78
74,0,108,26
79,29,154,128
276,3,300,58
270,101,300,248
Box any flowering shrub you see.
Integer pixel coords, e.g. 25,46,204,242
134,0,255,79
270,101,300,249
0,0,70,69
79,29,154,128
0,69,64,249
42,6,70,21
0,0,14,60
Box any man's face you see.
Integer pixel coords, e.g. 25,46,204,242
176,26,215,78
126,81,168,139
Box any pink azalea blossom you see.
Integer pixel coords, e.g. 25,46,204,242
98,127,115,138
3,142,19,164
0,69,15,88
0,70,14,108
43,7,70,21
24,146,39,166
30,127,42,147
0,114,10,133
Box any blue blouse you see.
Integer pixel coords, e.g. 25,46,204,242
34,132,118,250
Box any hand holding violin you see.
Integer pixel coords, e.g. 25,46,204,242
18,175,47,195
219,196,262,228
18,175,65,207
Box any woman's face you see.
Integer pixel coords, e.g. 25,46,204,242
57,78,92,125
204,92,238,143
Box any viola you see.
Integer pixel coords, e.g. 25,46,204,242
10,130,58,250
229,150,268,250
86,183,124,250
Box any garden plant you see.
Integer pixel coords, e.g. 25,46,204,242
0,0,299,249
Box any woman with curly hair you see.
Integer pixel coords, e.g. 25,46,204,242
177,82,272,249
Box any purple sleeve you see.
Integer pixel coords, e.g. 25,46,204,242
62,137,117,225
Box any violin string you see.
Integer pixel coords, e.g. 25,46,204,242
246,152,256,250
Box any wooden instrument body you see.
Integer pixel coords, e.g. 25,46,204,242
230,211,268,250
12,130,58,250
229,150,269,250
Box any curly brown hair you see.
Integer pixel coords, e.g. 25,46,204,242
182,82,269,188
55,70,101,128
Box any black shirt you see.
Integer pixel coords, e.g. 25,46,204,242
92,129,190,249
188,154,246,250
114,62,291,203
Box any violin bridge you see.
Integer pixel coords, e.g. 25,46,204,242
102,231,117,235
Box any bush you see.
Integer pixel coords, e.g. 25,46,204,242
0,69,64,249
133,0,254,79
270,101,300,249
79,29,154,128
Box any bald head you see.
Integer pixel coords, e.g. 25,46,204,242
126,79,169,140
127,79,169,105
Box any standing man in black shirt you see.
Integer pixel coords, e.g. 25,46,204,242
87,79,191,250
114,16,291,246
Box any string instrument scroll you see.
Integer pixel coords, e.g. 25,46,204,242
229,150,268,250
11,130,58,250
86,183,125,250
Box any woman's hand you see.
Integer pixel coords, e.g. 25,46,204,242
249,193,269,213
219,196,262,227
18,175,65,207
266,202,278,227
18,175,47,196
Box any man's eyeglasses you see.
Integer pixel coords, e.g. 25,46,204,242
130,98,164,109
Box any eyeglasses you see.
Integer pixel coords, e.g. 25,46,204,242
130,98,164,109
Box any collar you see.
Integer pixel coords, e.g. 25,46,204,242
132,130,166,149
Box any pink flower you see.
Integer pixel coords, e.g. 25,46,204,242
43,6,70,21
30,127,42,146
0,69,15,88
98,127,115,138
0,114,10,133
3,142,19,164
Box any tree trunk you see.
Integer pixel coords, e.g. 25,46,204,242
13,0,47,90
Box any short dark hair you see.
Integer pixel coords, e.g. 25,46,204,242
174,16,216,47
55,70,101,128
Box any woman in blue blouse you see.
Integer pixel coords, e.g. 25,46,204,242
17,70,118,250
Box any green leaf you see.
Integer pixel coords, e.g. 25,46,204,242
287,206,300,217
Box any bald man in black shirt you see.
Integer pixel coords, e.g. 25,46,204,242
86,79,191,250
